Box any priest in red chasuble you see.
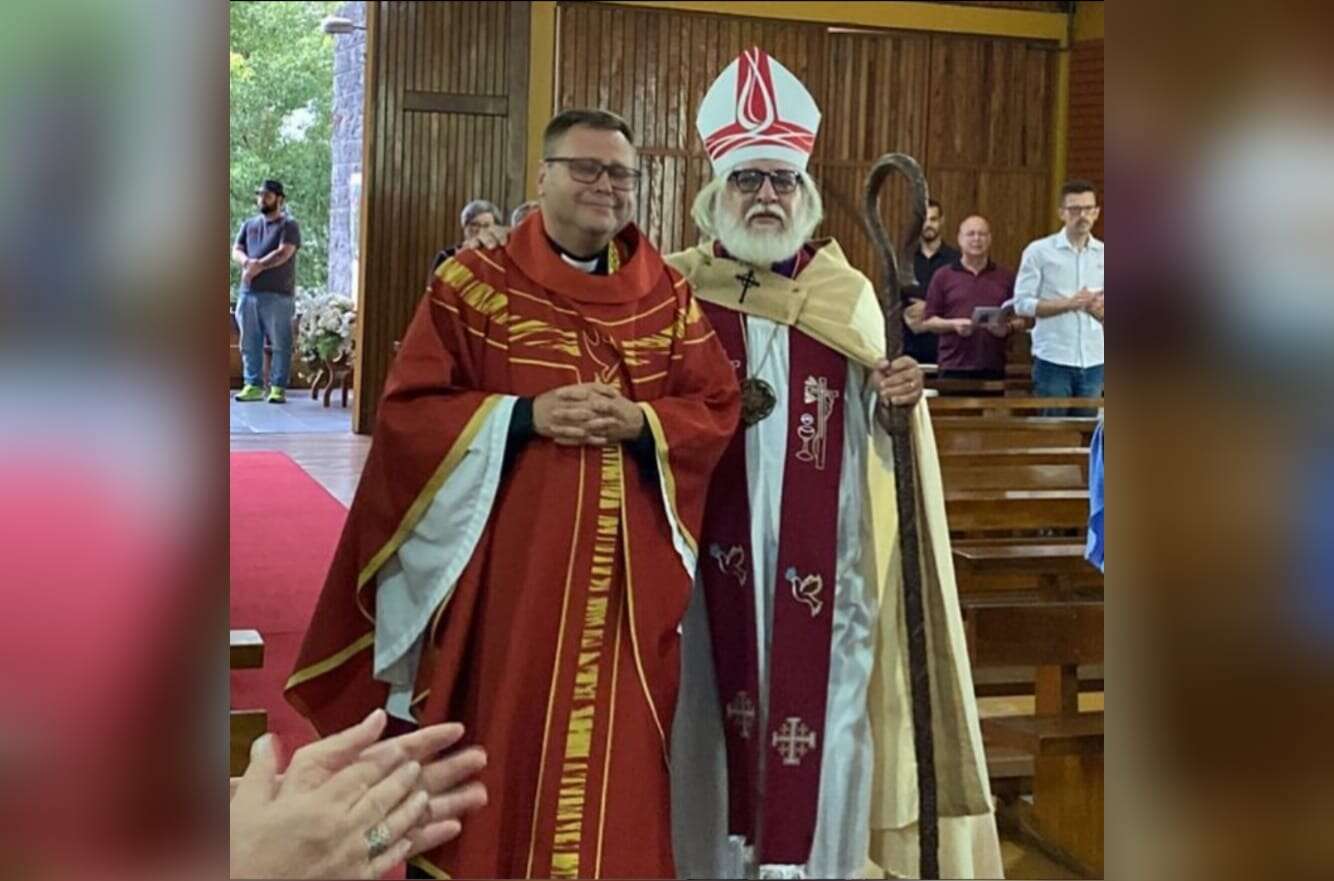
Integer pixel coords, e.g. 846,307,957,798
286,109,740,880
666,50,1004,879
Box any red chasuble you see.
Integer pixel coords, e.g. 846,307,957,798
285,215,739,879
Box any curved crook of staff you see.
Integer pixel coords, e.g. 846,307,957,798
862,153,940,880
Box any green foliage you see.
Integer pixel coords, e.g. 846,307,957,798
229,1,341,297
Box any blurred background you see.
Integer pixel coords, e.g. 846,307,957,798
1109,0,1334,878
0,0,227,878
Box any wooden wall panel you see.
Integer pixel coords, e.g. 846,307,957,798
977,170,1050,269
1067,38,1103,239
942,1,1069,9
811,30,932,287
928,168,981,236
925,34,1055,271
927,38,989,167
556,2,826,258
554,2,1058,285
356,1,529,432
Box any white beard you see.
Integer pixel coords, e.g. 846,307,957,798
714,203,815,268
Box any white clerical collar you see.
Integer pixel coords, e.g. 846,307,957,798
559,252,599,274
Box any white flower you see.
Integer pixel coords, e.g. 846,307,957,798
294,288,356,365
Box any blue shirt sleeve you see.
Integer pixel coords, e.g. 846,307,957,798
1085,420,1104,572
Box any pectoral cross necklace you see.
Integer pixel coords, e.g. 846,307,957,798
735,268,760,303
740,317,781,427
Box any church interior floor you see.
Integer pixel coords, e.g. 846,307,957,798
228,427,1099,879
229,389,355,435
998,837,1082,879
229,427,369,505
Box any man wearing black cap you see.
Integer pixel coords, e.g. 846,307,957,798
232,179,302,403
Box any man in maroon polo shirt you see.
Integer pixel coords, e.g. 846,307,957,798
922,214,1020,388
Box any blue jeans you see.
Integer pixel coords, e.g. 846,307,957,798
236,291,296,388
1032,357,1104,416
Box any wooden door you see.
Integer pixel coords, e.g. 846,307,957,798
355,1,530,432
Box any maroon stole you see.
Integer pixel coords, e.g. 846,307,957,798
698,294,848,866
696,312,760,840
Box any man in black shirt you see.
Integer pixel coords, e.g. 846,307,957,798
232,180,302,403
901,198,959,366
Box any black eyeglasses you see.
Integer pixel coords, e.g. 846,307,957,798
1062,204,1100,214
728,168,801,195
544,157,642,190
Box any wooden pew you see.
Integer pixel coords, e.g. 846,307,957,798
968,599,1103,673
968,599,1104,877
230,629,268,776
935,412,1102,874
934,416,1099,436
946,489,1089,533
929,396,1103,417
940,438,1098,563
932,417,1096,453
940,429,1098,586
939,429,1087,453
973,665,1103,698
926,378,1032,397
944,451,1103,704
954,543,1102,594
942,462,1085,490
230,628,264,669
940,447,1090,483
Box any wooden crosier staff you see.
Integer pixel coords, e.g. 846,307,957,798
862,153,939,880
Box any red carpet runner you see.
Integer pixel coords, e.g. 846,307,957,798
230,451,348,755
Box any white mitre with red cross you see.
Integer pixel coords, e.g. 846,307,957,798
696,47,821,178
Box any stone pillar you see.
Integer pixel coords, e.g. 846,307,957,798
327,1,366,298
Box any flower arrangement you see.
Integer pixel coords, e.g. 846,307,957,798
295,288,356,373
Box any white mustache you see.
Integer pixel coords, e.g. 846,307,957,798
746,204,787,222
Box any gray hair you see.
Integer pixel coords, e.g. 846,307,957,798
691,170,824,240
460,199,502,228
510,200,540,226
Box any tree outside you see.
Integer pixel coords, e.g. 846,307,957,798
229,1,341,299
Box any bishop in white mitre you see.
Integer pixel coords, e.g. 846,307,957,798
666,47,1005,880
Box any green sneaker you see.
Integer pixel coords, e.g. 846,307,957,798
266,386,287,404
234,384,265,402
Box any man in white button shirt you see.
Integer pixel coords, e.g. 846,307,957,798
1013,180,1105,415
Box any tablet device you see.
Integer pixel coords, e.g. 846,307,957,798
971,306,1004,325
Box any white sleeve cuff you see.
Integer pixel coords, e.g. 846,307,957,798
372,395,519,690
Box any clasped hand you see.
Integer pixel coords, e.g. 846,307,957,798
533,382,644,446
